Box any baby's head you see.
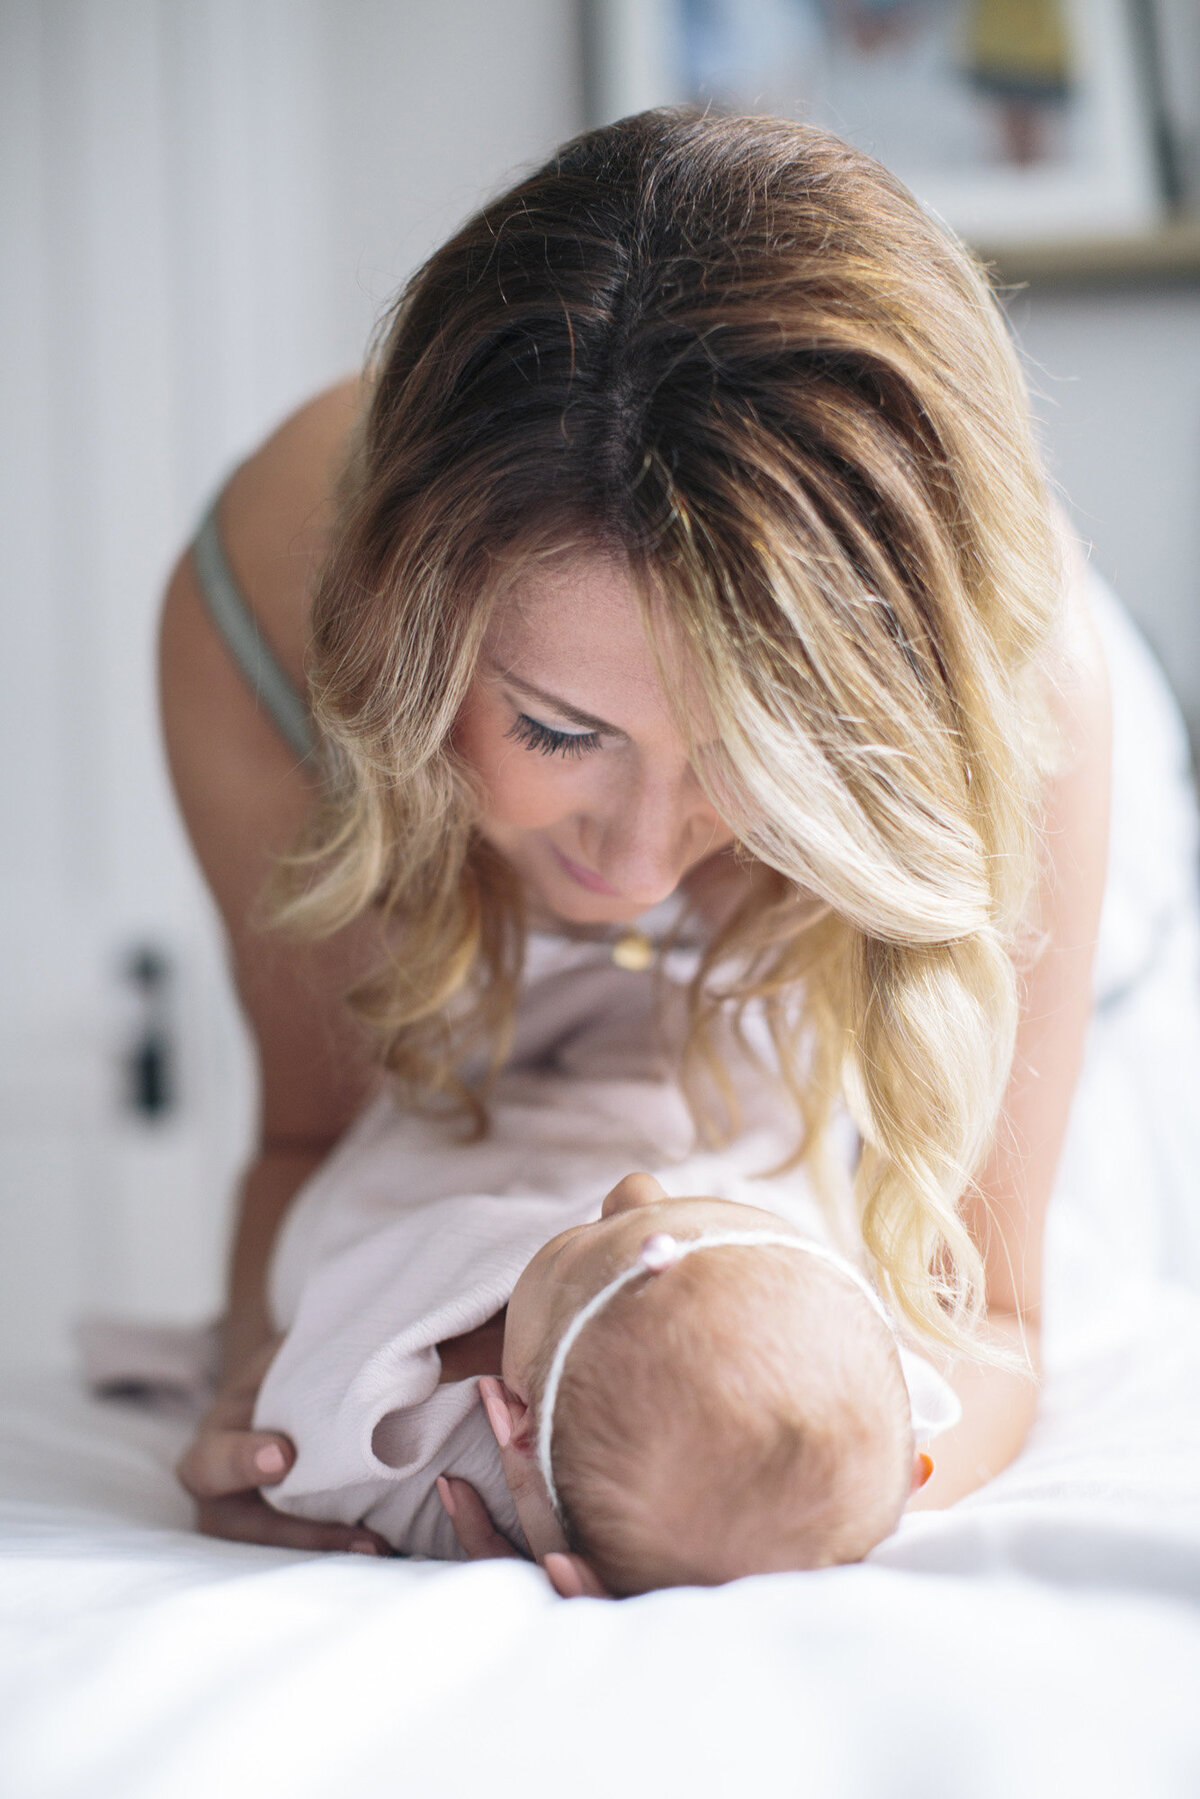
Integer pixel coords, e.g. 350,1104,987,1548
500,1174,926,1597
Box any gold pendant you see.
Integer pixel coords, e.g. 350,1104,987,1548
611,929,655,972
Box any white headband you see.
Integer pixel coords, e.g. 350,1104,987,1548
534,1228,954,1519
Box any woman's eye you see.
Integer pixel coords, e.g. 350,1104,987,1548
505,713,603,760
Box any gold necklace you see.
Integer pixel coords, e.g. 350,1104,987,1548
610,929,656,971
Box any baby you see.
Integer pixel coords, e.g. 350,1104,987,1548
254,1079,956,1594
451,1177,948,1597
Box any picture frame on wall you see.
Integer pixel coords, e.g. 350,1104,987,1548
585,0,1167,250
1144,0,1200,212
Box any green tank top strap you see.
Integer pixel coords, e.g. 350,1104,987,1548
191,492,317,762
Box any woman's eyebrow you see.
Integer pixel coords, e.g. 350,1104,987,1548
488,664,623,736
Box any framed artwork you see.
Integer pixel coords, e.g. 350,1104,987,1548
585,0,1167,248
1144,0,1200,212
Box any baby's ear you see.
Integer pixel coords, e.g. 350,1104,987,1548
479,1375,568,1562
478,1376,536,1458
543,1552,612,1601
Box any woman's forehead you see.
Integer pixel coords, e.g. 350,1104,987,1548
488,552,650,664
484,552,712,735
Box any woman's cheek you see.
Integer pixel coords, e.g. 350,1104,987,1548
454,692,589,831
478,748,588,830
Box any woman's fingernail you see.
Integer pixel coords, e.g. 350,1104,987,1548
349,1536,380,1556
255,1443,287,1477
436,1475,457,1518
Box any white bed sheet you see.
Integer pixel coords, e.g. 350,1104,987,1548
1,1299,1199,1799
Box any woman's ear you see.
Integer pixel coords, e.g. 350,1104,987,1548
911,1451,934,1494
543,1551,612,1600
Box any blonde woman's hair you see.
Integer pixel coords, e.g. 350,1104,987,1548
280,110,1062,1353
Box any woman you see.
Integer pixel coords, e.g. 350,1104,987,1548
161,109,1110,1554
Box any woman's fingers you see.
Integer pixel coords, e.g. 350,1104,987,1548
437,1475,521,1559
175,1336,297,1504
176,1426,295,1501
194,1491,390,1556
542,1552,612,1600
172,1341,387,1555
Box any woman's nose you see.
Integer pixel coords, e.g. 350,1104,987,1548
590,763,720,906
601,1173,667,1218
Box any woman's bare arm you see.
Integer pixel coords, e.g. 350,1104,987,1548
912,526,1113,1508
160,381,392,1546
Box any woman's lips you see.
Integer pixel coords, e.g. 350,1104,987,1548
550,845,621,897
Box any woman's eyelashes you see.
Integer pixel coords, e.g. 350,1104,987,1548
505,713,604,760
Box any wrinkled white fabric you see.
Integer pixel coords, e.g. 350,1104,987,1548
255,1063,908,1557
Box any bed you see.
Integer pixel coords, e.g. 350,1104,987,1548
2,580,1199,1799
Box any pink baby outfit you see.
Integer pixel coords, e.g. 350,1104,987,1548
255,916,859,1558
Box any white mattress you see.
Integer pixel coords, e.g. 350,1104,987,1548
2,577,1199,1799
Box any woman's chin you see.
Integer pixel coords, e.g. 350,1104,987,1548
522,864,664,928
487,832,678,926
529,884,656,928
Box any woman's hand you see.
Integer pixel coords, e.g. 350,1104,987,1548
436,1475,524,1560
437,1473,607,1599
436,1378,611,1597
176,1338,389,1555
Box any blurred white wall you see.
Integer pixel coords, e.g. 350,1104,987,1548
319,0,584,364
0,0,1195,1373
0,0,580,1370
1013,284,1200,742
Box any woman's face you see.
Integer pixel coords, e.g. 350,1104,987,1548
454,552,736,925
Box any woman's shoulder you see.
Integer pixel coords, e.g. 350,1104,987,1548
1044,507,1110,723
214,376,367,687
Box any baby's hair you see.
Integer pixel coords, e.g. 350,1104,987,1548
538,1243,914,1596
